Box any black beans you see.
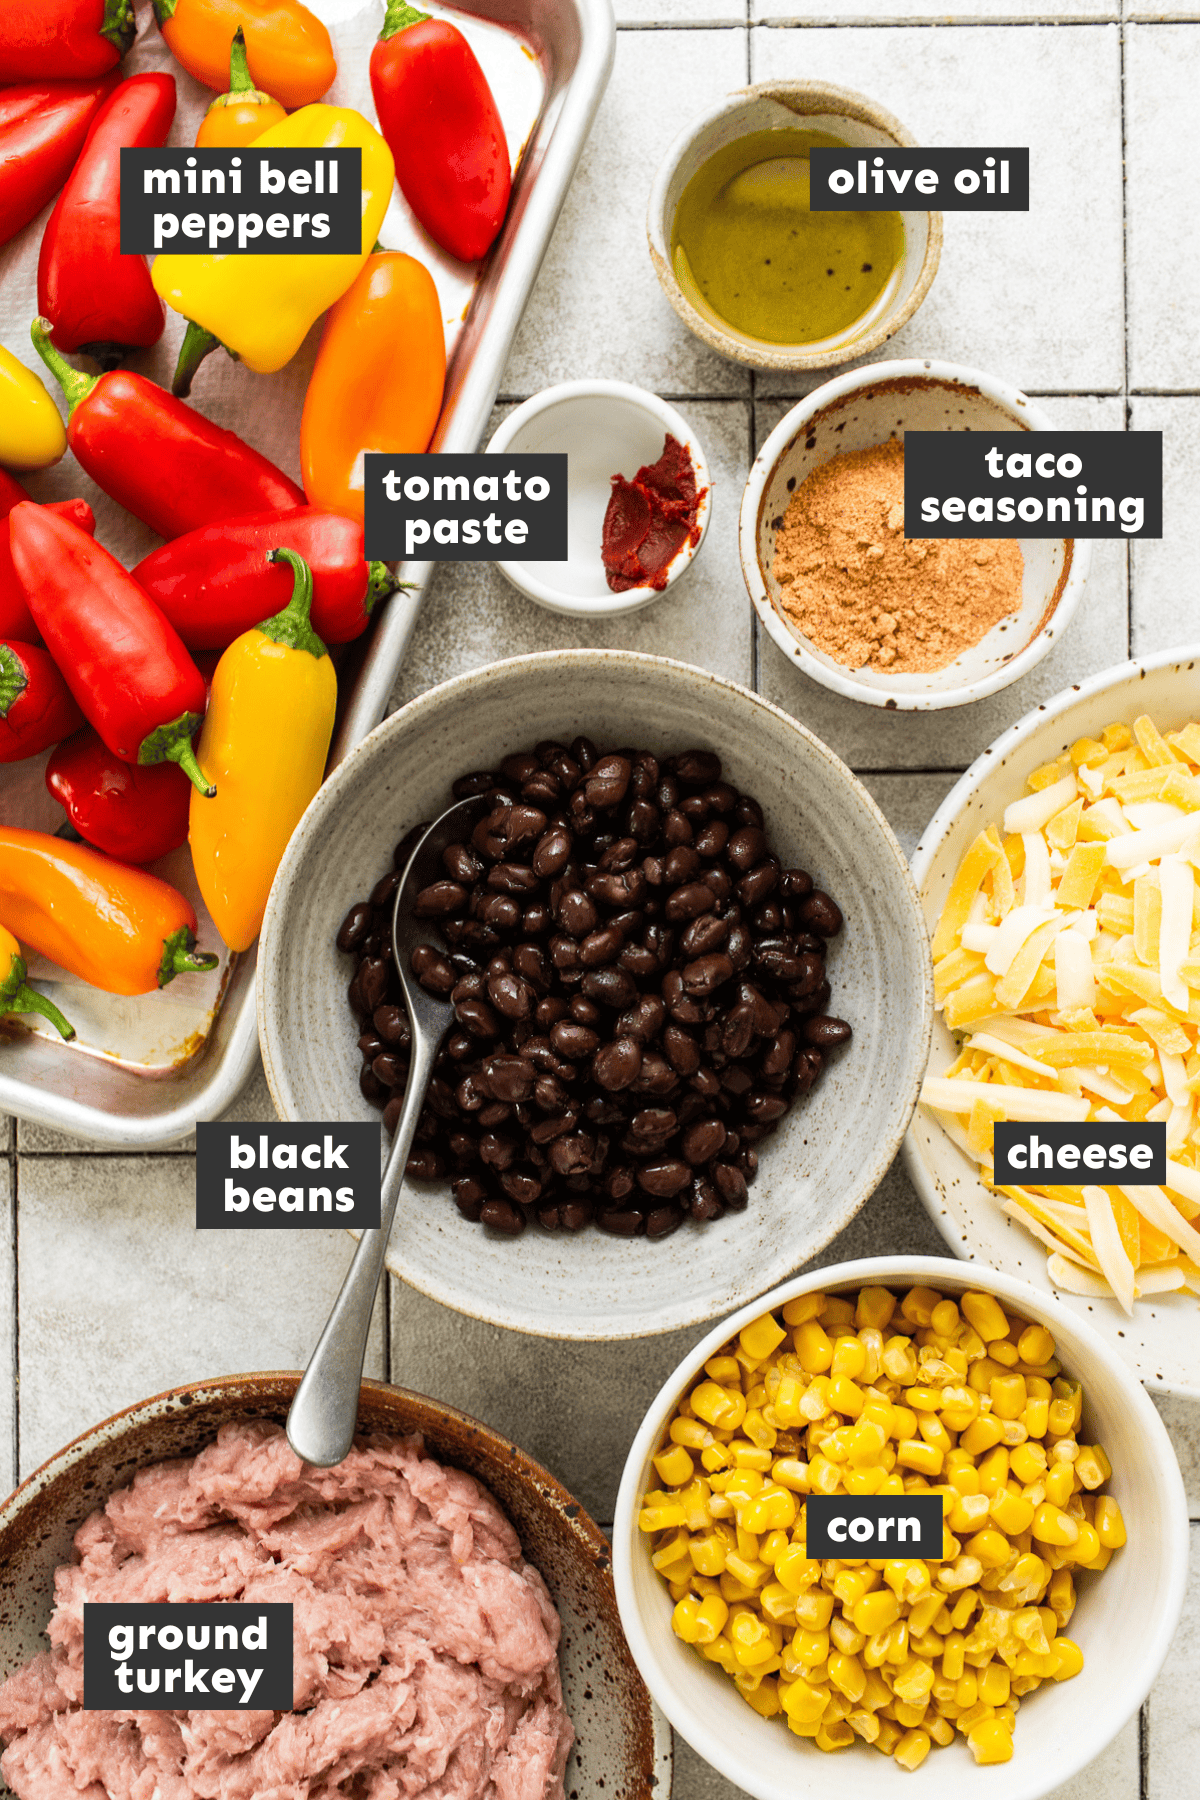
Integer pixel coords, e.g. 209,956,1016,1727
340,738,851,1239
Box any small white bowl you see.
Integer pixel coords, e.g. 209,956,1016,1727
647,81,942,374
613,1255,1189,1800
905,643,1200,1396
740,360,1092,711
485,381,712,616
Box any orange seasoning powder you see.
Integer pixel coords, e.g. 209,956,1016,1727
770,439,1024,673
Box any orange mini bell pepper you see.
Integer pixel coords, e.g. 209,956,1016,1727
195,28,286,148
0,923,74,1039
153,0,335,109
300,251,445,522
0,827,219,994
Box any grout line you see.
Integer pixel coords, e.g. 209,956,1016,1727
10,1151,18,1488
383,1273,392,1386
1139,1697,1150,1800
748,13,1122,26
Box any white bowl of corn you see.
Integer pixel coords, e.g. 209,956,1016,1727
613,1256,1187,1798
905,644,1200,1393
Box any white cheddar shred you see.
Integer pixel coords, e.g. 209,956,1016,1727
921,713,1200,1312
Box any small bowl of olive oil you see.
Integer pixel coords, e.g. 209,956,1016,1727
648,81,942,373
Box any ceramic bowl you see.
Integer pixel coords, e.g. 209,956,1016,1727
0,1374,669,1800
904,644,1200,1395
647,81,942,374
258,649,933,1341
485,381,711,616
740,360,1092,711
613,1255,1189,1800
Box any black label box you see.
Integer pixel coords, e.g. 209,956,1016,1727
196,1122,381,1230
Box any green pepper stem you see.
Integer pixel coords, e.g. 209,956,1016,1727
100,0,136,56
227,27,254,92
167,738,216,797
173,322,221,398
380,0,429,40
151,0,177,26
139,712,214,796
259,549,328,659
0,645,28,721
31,318,98,416
158,926,219,988
365,562,400,615
0,954,75,1040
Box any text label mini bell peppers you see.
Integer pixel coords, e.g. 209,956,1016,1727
0,477,95,644
370,2,511,265
0,923,75,1039
0,640,85,764
301,252,445,523
47,727,192,864
153,0,335,107
0,0,134,80
31,319,304,538
8,504,214,795
0,75,118,249
133,508,400,649
0,345,66,472
190,548,336,951
157,105,395,396
39,74,176,368
0,827,217,993
195,28,286,148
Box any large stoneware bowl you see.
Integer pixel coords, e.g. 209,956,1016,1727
0,1375,668,1800
259,650,933,1339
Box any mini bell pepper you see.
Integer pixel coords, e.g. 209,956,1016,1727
190,548,336,951
301,252,445,523
0,639,85,763
0,345,66,472
0,491,95,642
0,923,75,1039
195,28,286,148
157,106,395,396
47,727,192,863
370,2,511,265
0,75,119,249
38,74,176,369
8,503,213,796
133,507,400,648
31,318,305,537
0,826,217,993
153,0,335,108
0,0,134,80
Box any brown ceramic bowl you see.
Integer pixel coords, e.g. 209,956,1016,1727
0,1374,668,1800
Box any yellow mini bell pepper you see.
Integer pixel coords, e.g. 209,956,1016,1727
0,346,67,471
189,548,336,953
155,105,394,395
0,923,74,1039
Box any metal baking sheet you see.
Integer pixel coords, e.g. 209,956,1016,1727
0,0,614,1146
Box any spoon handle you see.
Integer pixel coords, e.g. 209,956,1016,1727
286,1030,439,1468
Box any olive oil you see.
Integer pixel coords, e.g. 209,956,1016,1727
671,128,906,348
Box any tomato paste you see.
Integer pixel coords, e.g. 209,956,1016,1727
601,433,704,593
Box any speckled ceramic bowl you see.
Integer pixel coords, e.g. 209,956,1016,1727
0,1375,669,1800
740,360,1092,710
258,650,933,1341
614,1257,1188,1800
904,644,1200,1395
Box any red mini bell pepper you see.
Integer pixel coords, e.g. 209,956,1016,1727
0,0,134,80
30,318,304,538
47,727,192,863
370,1,511,265
0,488,96,643
39,74,176,368
0,639,85,763
132,507,400,649
0,75,118,249
8,504,214,796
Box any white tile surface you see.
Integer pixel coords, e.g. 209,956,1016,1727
1145,1524,1200,1797
748,25,1125,395
1128,396,1200,657
1126,25,1200,389
15,1155,384,1477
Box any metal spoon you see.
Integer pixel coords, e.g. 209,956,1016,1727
286,793,492,1467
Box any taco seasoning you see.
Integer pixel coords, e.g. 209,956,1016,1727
771,439,1024,673
671,128,905,348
